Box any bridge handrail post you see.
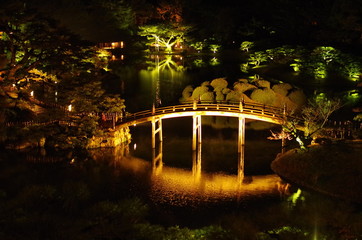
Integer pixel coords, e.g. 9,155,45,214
193,100,197,110
152,103,155,115
239,100,243,112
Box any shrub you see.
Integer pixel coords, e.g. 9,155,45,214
272,83,293,96
250,88,276,105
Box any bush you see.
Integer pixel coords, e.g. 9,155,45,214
272,83,293,96
250,88,276,105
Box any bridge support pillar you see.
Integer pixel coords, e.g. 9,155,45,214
238,117,245,181
152,142,163,176
192,115,202,151
192,146,202,182
151,117,163,149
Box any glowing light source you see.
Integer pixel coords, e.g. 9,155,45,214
30,91,34,97
68,104,72,112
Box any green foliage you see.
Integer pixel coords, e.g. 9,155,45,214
200,92,214,101
248,51,268,66
233,82,257,92
280,96,341,149
0,5,96,86
138,24,190,52
180,85,193,101
191,85,209,100
210,78,228,89
354,114,362,121
272,83,293,96
226,90,242,101
240,41,254,52
182,78,305,111
215,91,225,101
190,41,204,52
254,79,271,88
68,80,105,113
100,0,136,32
99,96,125,114
288,89,307,107
290,59,302,72
302,97,341,138
209,44,221,53
311,46,339,64
210,57,220,66
250,88,276,105
240,63,250,73
249,45,361,80
88,48,111,70
193,59,205,67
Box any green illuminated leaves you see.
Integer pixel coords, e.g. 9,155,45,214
138,24,191,52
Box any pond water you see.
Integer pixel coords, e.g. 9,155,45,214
1,53,361,238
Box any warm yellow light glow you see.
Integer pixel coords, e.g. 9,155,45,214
68,104,72,112
30,91,34,97
150,167,284,205
107,154,287,205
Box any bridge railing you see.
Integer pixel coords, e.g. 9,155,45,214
120,101,295,124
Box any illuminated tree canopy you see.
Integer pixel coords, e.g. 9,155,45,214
0,5,95,88
138,24,190,52
282,96,341,149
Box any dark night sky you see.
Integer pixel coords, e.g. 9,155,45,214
3,0,361,49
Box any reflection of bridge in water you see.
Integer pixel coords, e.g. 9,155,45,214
117,101,299,179
106,145,290,206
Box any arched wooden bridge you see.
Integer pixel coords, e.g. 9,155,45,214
117,101,299,179
118,101,293,127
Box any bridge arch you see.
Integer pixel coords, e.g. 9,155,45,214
117,102,298,180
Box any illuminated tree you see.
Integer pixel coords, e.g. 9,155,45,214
0,5,95,89
0,3,126,141
190,42,204,52
281,96,341,149
240,41,254,52
138,24,190,52
248,51,268,66
209,44,221,53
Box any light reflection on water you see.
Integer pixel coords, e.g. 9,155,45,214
149,168,286,206
103,144,290,207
